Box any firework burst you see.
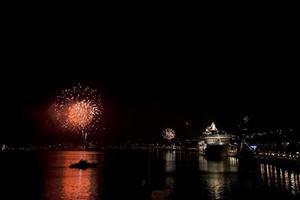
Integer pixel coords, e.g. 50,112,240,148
52,84,103,135
162,128,175,141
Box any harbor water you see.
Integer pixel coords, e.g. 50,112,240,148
0,150,299,199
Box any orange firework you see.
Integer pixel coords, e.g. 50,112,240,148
66,100,97,129
52,84,103,135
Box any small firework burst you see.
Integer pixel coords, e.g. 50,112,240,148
162,128,175,141
184,120,191,127
52,84,103,135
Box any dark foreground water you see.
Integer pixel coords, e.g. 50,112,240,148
0,150,299,200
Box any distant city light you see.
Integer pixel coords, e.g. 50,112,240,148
250,145,257,150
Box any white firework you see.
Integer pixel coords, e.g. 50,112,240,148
162,128,175,140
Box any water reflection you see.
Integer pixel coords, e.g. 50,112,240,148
2,150,299,199
43,151,103,200
164,150,176,173
259,163,300,196
61,168,98,200
164,151,176,191
198,156,238,173
199,156,238,199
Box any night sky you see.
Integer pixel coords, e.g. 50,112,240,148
1,17,298,144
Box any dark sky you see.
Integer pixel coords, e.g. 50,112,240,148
1,14,298,144
2,52,297,144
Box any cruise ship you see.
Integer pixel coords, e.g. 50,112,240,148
198,122,237,158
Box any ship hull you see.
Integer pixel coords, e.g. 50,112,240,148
199,144,238,158
205,145,226,158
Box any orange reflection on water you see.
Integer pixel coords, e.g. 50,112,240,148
44,151,102,200
61,168,98,200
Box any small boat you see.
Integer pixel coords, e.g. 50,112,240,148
69,159,96,169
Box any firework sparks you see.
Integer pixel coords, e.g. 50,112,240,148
52,84,103,135
66,100,97,128
162,128,175,141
